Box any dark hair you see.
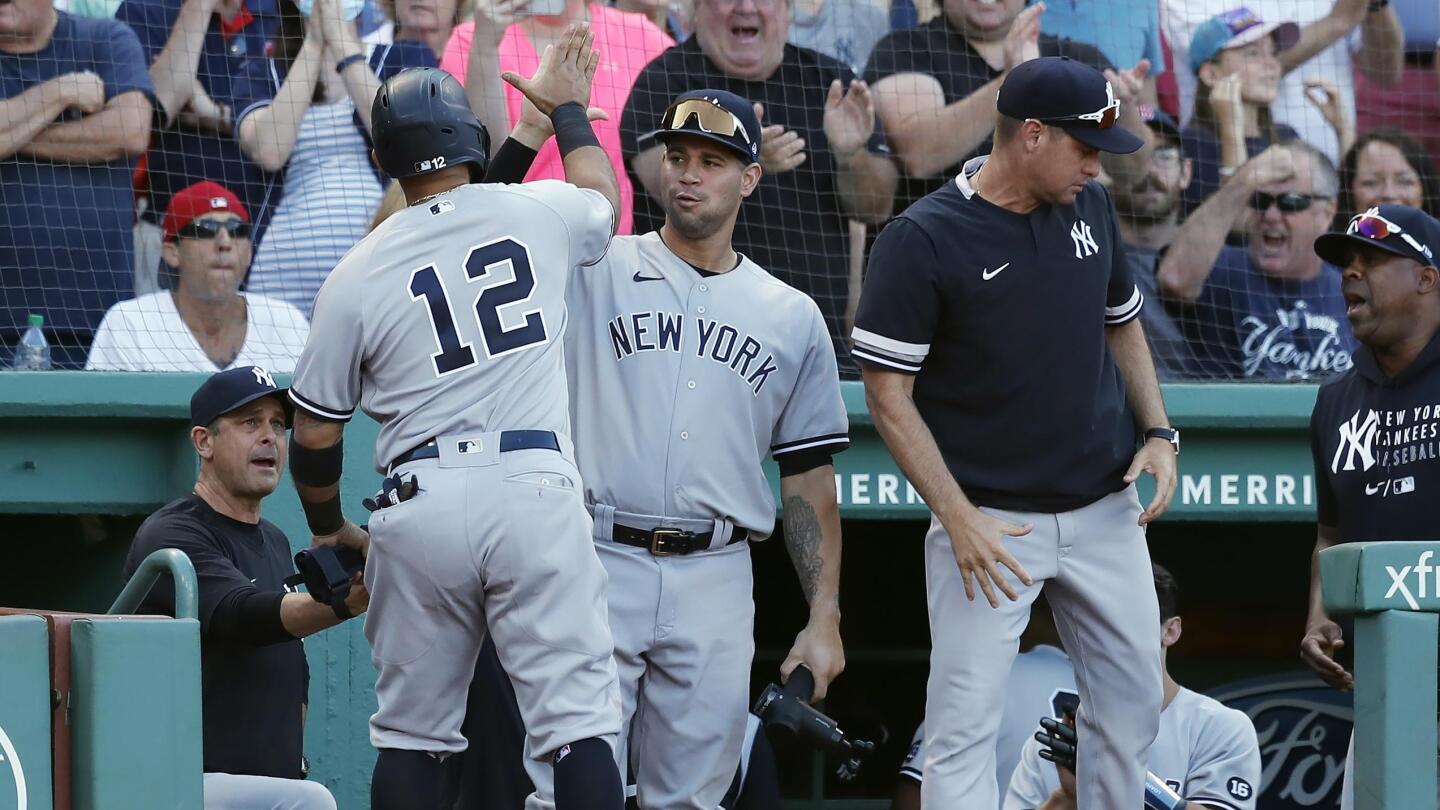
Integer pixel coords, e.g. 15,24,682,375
994,113,1022,147
1153,562,1180,621
1191,59,1280,145
1336,127,1440,229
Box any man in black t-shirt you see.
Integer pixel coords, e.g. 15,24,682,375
620,0,898,376
123,366,368,810
864,0,1153,215
1299,205,1440,810
853,58,1177,809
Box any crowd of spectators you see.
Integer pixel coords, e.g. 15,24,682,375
0,0,1436,377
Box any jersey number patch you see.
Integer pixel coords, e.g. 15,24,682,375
408,238,549,376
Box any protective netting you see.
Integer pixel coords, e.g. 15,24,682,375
0,0,1434,377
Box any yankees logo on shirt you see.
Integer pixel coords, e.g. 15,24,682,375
1310,333,1440,541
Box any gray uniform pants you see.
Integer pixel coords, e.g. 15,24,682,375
364,437,622,770
201,773,336,810
525,533,754,810
921,485,1162,809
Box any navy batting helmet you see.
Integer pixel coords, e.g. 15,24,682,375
371,67,490,181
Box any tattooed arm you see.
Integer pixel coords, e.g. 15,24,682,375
778,464,845,700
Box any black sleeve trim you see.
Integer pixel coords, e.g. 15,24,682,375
777,447,836,477
206,588,294,645
898,767,922,784
289,389,354,422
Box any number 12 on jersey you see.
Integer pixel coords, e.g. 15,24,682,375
408,238,550,377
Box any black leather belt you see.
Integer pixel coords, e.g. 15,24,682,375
389,430,560,470
611,524,749,557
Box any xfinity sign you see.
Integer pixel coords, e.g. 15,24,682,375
1385,550,1440,610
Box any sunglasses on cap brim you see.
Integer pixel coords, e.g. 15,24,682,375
1249,191,1326,213
1349,210,1433,261
660,98,752,145
1038,83,1122,130
178,219,251,241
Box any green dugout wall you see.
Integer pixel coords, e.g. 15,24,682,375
0,373,1326,809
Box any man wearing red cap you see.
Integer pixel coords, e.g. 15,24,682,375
87,180,309,372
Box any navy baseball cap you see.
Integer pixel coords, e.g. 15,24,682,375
1314,205,1440,269
191,366,293,428
654,89,761,165
996,57,1144,155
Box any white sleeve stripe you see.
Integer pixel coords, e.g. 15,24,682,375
851,347,922,373
898,767,922,783
851,327,931,357
289,390,354,422
1104,286,1143,318
1105,293,1145,324
1185,798,1243,810
772,436,851,456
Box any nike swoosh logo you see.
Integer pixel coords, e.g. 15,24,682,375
981,262,1010,281
1365,483,1382,495
632,271,664,282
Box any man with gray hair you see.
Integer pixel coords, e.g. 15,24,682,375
1157,140,1357,379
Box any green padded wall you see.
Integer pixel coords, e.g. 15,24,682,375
68,619,202,810
0,615,52,810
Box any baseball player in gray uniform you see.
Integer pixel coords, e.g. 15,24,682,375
556,88,850,810
285,32,630,810
1004,565,1260,810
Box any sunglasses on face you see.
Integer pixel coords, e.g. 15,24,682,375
1249,191,1326,213
1350,210,1432,259
660,98,752,145
179,218,251,241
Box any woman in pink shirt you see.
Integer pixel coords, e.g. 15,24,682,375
441,0,673,233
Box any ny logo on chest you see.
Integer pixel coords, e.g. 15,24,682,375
606,312,780,395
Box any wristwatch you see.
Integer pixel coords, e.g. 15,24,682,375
1145,427,1180,455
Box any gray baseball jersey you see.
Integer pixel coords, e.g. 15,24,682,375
564,231,849,537
290,180,613,471
552,230,847,808
288,179,624,777
1004,687,1261,810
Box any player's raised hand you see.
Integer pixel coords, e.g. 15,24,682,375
781,617,845,700
753,102,806,174
511,96,609,149
822,78,875,164
1300,614,1354,690
945,509,1034,609
502,23,600,116
1125,437,1177,525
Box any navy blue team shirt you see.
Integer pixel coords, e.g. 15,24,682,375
1311,329,1440,540
852,157,1144,513
1181,245,1355,380
0,12,156,366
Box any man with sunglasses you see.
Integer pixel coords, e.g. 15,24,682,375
87,180,310,372
560,88,847,810
1158,140,1356,379
1301,204,1440,810
855,56,1177,809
